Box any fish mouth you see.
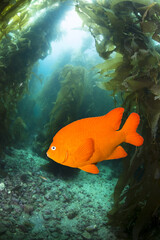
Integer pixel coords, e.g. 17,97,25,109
46,151,49,157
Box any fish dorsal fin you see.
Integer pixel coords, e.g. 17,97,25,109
79,164,99,174
107,146,127,160
103,107,124,131
75,138,94,164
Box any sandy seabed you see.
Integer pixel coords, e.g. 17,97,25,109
0,147,118,240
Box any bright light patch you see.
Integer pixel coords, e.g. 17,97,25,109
85,0,93,3
27,8,46,26
39,8,94,76
58,9,89,49
34,0,44,4
61,9,83,32
152,39,159,46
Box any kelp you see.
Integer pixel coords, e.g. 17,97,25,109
0,1,69,151
110,0,154,8
0,0,66,42
37,65,85,154
95,52,123,75
108,123,160,240
11,117,28,146
76,0,160,239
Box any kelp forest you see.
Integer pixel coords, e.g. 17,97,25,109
76,0,160,239
0,0,160,240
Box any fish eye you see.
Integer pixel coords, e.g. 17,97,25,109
51,146,56,150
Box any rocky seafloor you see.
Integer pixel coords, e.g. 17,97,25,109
0,147,120,240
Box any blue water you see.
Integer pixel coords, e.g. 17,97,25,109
16,7,116,141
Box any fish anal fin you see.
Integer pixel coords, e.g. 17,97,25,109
75,138,94,164
107,146,127,160
79,164,99,174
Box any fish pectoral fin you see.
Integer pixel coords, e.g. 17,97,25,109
107,146,127,160
75,138,94,163
79,164,99,174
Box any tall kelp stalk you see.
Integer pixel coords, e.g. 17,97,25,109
0,0,67,42
0,0,70,153
33,64,85,156
76,0,160,239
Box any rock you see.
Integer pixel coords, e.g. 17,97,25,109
23,205,34,215
44,193,54,201
86,224,97,232
0,224,7,234
44,209,52,215
0,183,5,191
49,227,55,233
54,194,59,200
82,231,91,239
43,214,51,220
18,221,33,233
63,193,71,202
32,194,37,200
2,221,11,228
52,213,58,220
67,210,78,219
20,173,29,183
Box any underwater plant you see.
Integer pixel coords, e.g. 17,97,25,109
0,0,67,42
36,64,86,155
11,117,28,146
0,0,70,152
76,0,160,239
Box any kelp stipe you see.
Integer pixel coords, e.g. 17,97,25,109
76,0,160,239
0,0,69,153
43,65,85,152
33,64,85,156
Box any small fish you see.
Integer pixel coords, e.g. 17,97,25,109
46,108,144,174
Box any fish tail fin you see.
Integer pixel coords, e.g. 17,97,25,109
122,113,144,146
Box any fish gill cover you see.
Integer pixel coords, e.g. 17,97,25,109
0,0,160,239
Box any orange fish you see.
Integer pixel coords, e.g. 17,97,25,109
46,108,144,174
